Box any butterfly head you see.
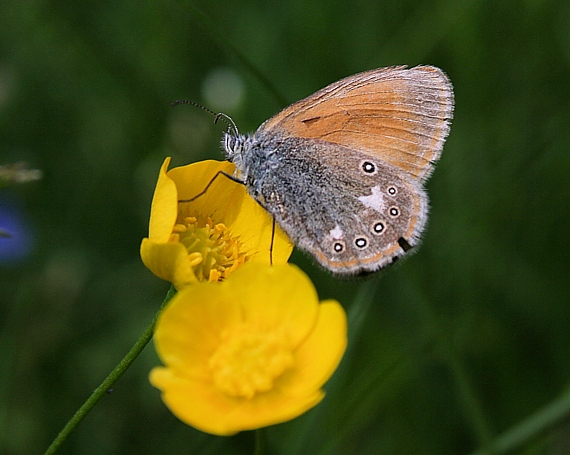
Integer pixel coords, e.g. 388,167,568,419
222,131,255,180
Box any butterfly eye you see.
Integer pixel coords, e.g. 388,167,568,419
388,206,400,218
333,241,345,253
372,221,385,234
387,186,397,196
355,237,368,249
361,160,377,175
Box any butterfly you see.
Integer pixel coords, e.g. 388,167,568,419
222,65,454,275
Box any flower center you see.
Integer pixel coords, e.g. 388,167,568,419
208,325,294,399
172,216,246,282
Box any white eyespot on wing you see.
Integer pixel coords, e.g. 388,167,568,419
327,225,344,240
358,185,385,212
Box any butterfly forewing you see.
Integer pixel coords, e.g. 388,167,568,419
257,65,454,182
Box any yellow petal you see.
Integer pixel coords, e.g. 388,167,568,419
149,367,324,436
278,299,347,395
140,238,197,289
148,157,178,243
167,160,242,224
229,200,294,267
223,263,320,347
153,282,241,378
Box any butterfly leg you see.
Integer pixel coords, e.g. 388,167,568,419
178,170,245,203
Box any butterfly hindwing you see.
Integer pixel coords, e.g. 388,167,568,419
246,136,427,274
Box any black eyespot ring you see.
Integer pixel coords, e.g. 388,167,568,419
361,160,377,174
389,206,400,218
333,242,344,253
372,221,385,234
355,237,368,249
387,186,397,196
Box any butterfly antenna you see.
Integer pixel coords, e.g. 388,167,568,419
214,112,239,136
170,100,239,136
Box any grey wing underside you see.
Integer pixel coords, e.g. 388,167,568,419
253,137,427,274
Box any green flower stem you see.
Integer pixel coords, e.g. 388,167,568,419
470,385,570,455
43,286,176,455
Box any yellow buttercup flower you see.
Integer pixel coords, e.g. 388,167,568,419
140,158,293,288
149,263,347,436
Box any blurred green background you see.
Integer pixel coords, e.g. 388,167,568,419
2,0,570,454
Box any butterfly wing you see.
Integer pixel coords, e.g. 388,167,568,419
256,65,454,183
250,137,428,275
